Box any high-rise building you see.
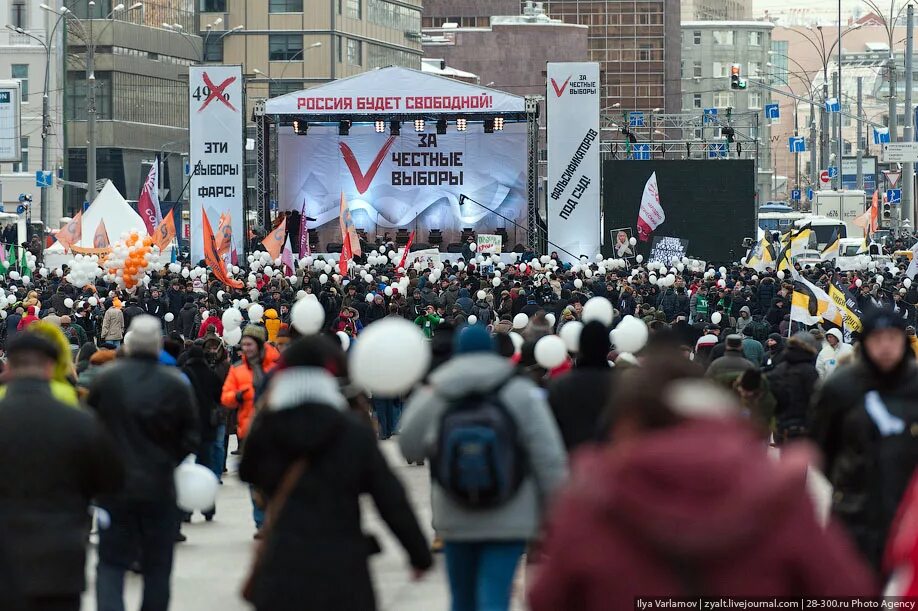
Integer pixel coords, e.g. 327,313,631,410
62,0,199,216
682,0,751,21
0,0,65,225
543,0,682,114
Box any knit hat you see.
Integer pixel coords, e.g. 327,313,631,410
579,321,611,367
124,315,163,357
862,307,906,337
454,324,494,354
242,325,267,347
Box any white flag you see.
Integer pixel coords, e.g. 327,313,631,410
907,241,918,279
636,171,665,242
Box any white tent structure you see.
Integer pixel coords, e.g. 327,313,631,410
46,181,148,253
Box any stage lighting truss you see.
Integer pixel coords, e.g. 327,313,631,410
494,117,504,131
414,118,425,132
436,118,447,135
339,120,351,136
374,120,385,133
456,118,468,132
484,118,494,133
292,119,308,135
390,120,401,136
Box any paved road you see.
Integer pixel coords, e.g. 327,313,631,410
81,439,528,611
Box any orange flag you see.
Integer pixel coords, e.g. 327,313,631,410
154,209,176,253
215,212,233,256
93,219,110,249
261,216,287,260
56,211,82,250
202,207,243,289
870,190,879,236
338,192,362,257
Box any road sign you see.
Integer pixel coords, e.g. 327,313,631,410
703,108,718,123
628,111,645,127
15,204,24,215
825,97,841,113
820,170,830,184
791,188,801,201
841,156,878,191
807,188,814,201
788,136,806,153
35,170,52,188
631,143,651,160
887,188,902,203
707,143,727,158
884,169,902,187
882,142,918,162
874,127,891,144
765,103,780,120
827,166,838,178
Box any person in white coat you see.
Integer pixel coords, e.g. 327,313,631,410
816,328,854,379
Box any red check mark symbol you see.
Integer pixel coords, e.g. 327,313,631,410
199,72,237,112
340,136,396,194
551,76,571,97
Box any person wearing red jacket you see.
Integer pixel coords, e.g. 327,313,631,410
529,358,876,610
197,313,224,338
16,305,38,331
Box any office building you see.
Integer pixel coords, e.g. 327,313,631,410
682,0,751,21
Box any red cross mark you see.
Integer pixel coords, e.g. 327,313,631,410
198,72,238,112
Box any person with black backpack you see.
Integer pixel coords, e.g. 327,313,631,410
399,325,568,611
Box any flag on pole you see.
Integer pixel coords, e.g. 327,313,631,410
907,241,918,279
791,274,842,327
19,246,29,277
154,209,177,253
281,236,295,276
338,192,362,257
828,279,864,342
93,219,110,249
746,232,778,272
0,244,8,275
215,212,233,257
821,227,840,259
870,190,879,236
636,171,665,242
775,225,813,271
299,200,311,256
202,207,243,289
853,209,871,236
56,211,82,251
397,230,416,271
137,161,161,235
261,216,287,260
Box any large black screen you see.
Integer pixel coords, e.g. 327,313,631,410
602,160,756,263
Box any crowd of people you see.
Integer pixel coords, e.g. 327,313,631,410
3,239,918,610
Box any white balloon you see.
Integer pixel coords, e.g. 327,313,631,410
559,321,583,353
534,335,567,369
636,254,644,263
856,278,863,288
467,315,478,325
711,311,722,324
492,277,501,287
290,295,326,335
63,298,74,309
906,278,913,288
88,296,98,307
384,286,393,297
181,268,190,278
174,459,219,512
477,290,486,300
518,263,527,272
222,327,242,346
164,312,175,322
574,278,583,289
508,331,524,355
582,297,614,326
876,274,884,284
777,270,785,280
336,330,351,351
469,242,478,251
512,313,529,329
613,316,649,354
629,237,637,246
248,303,265,324
350,318,430,396
221,308,244,331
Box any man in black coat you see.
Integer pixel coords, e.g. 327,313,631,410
144,288,168,320
178,296,198,339
766,332,820,443
88,315,199,611
121,298,145,331
0,332,123,611
813,308,918,571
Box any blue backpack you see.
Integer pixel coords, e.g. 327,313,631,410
432,378,526,508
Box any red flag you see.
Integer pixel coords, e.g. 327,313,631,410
299,200,310,256
261,216,287,260
339,232,352,276
136,162,160,235
56,211,82,250
93,219,110,249
154,209,176,253
397,230,415,271
281,236,295,276
202,207,243,289
636,171,665,242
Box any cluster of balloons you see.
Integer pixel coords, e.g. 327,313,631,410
220,307,244,346
105,231,162,290
63,254,102,288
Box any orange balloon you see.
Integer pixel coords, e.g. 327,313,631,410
143,236,154,247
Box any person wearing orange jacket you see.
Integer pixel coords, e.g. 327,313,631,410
221,324,280,533
263,309,281,343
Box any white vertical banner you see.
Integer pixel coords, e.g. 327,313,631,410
0,80,21,162
189,65,244,262
546,62,600,262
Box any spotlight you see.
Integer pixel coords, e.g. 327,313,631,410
293,119,308,135
456,118,467,132
390,120,401,136
494,117,504,131
414,118,425,132
374,120,385,133
437,118,447,134
339,120,351,136
484,118,495,133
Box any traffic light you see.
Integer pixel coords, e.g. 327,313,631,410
883,201,892,221
730,64,747,90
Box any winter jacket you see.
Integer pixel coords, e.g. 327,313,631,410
741,337,765,366
413,313,441,338
705,348,755,382
816,341,855,379
548,364,614,452
178,302,198,339
767,341,819,431
455,288,475,315
166,288,184,316
100,307,124,341
181,352,224,445
0,378,123,598
471,300,494,326
121,304,145,331
264,309,281,342
196,315,224,338
813,357,918,570
755,278,777,315
399,353,568,542
239,367,433,611
144,296,167,318
87,355,199,502
529,419,876,610
735,308,753,335
220,345,281,439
